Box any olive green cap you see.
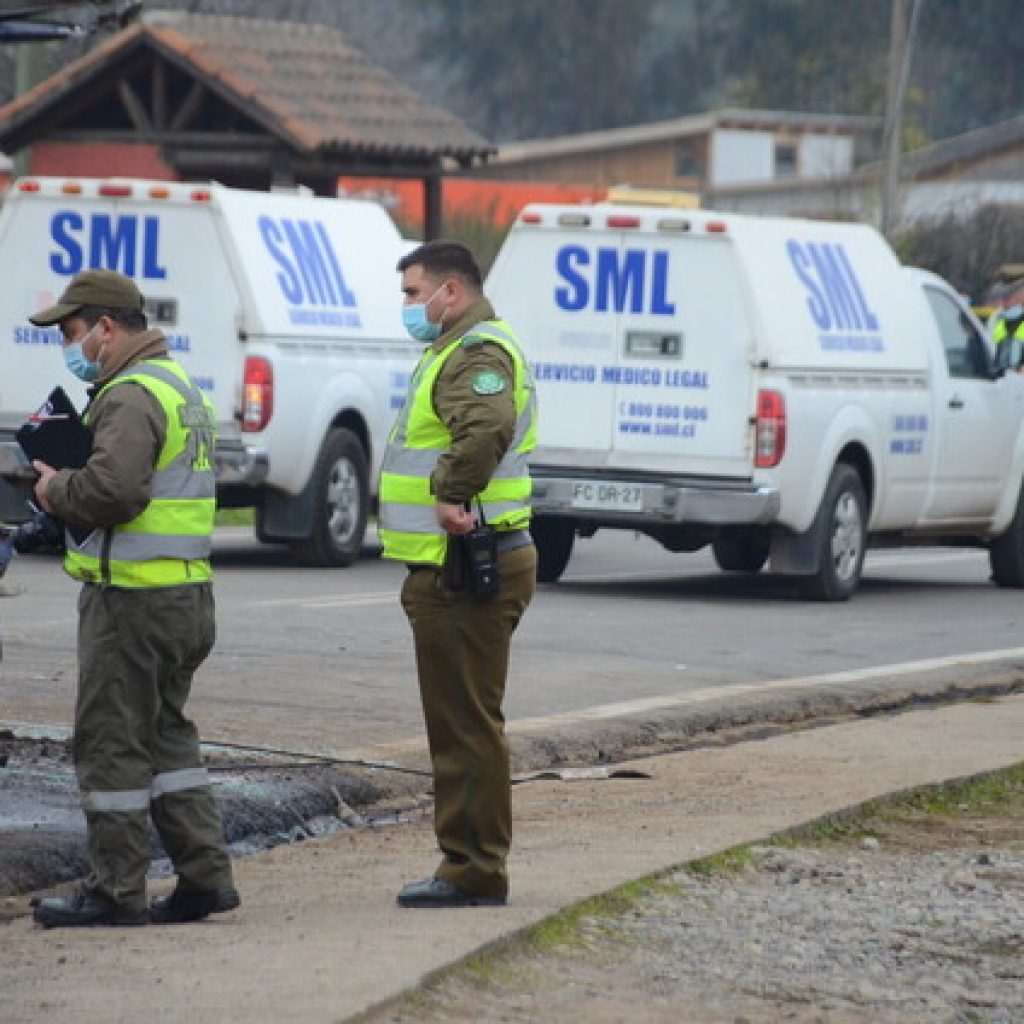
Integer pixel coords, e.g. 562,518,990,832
29,269,144,326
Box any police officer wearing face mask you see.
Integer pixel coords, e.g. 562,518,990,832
26,269,239,928
988,268,1024,372
380,241,538,908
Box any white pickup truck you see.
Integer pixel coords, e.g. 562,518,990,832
487,201,1024,599
0,177,420,565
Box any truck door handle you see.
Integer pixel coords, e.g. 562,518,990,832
948,396,964,410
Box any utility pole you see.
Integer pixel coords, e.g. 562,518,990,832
12,43,47,178
880,0,924,239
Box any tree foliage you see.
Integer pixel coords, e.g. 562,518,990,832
2,0,1023,148
722,0,890,116
893,204,1024,302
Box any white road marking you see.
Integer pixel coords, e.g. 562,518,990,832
564,549,984,583
249,591,396,609
510,646,1024,733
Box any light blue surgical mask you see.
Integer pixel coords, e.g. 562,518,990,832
63,327,101,382
1004,304,1024,320
401,283,447,343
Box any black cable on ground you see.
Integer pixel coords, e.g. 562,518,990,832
201,738,433,778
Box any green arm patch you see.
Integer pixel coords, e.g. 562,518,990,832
472,370,507,395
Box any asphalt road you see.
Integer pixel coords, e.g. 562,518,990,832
2,526,1023,763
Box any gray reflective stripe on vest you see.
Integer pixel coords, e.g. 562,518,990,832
151,767,211,799
382,447,443,476
150,457,215,500
119,362,216,487
72,529,211,560
120,361,205,407
383,445,529,482
379,503,442,535
379,498,525,535
82,786,151,813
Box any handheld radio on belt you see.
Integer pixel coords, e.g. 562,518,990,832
443,499,501,600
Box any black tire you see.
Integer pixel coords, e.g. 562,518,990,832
799,464,867,602
289,428,368,567
711,528,770,573
530,515,575,583
990,483,1024,587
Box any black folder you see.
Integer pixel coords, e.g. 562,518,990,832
16,387,92,470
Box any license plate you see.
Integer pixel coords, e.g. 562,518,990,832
570,480,644,512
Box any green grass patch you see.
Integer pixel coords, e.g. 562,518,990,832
521,875,682,954
781,761,1024,848
885,763,1024,818
684,844,760,879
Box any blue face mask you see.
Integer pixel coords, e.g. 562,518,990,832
63,332,101,382
401,283,447,343
1004,304,1024,320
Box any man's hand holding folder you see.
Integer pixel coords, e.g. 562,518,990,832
15,387,92,537
16,387,92,474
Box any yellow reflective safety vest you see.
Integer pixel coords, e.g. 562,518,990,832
993,317,1024,345
379,319,537,565
64,359,217,588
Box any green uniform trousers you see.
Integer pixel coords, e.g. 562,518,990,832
75,582,233,911
400,543,536,900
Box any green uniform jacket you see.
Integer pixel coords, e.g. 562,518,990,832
46,330,175,532
428,297,518,505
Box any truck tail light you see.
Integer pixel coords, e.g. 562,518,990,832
754,389,786,468
242,356,273,432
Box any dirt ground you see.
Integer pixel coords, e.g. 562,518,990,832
359,778,1024,1024
3,698,1024,1024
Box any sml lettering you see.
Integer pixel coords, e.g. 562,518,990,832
49,211,166,279
555,246,677,315
259,216,357,310
786,239,880,333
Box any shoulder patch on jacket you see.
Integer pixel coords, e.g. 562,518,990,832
461,333,487,347
472,370,507,395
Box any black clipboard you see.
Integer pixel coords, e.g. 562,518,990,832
16,387,92,470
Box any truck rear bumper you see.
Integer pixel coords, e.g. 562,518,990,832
215,439,269,487
530,473,780,525
1,438,270,489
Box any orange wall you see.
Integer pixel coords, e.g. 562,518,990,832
339,176,606,228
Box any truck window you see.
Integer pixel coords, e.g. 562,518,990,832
924,287,991,380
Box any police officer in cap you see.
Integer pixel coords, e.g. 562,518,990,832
987,264,1024,372
380,241,538,908
27,269,239,927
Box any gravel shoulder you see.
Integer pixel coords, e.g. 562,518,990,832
360,767,1024,1024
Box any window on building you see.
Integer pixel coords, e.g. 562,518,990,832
675,141,705,179
774,141,798,179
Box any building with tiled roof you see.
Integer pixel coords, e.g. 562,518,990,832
0,11,494,236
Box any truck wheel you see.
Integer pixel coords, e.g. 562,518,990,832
712,528,770,573
530,516,575,583
990,484,1024,587
800,464,867,602
290,428,368,568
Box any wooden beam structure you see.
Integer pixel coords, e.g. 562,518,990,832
0,13,495,238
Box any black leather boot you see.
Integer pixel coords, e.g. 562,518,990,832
31,887,148,928
149,885,240,924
